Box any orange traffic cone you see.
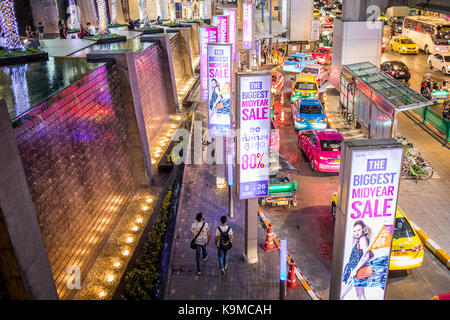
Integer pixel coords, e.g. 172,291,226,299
280,94,284,105
261,224,278,252
287,259,301,290
280,108,285,122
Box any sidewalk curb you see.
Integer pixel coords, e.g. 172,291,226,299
257,206,322,300
409,220,450,269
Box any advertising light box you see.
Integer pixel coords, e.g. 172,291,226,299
237,73,271,200
338,144,402,300
243,3,253,50
213,15,229,43
199,26,218,101
207,43,232,137
223,8,237,62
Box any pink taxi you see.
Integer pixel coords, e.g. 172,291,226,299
297,129,344,172
299,64,329,87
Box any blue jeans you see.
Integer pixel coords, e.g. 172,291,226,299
195,244,208,272
218,248,229,270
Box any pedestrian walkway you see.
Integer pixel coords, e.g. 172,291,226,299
164,97,309,300
326,87,450,263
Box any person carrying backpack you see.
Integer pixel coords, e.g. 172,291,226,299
215,215,233,275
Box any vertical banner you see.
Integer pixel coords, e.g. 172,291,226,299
237,72,271,200
207,43,232,137
199,26,218,101
213,15,229,43
243,2,253,50
334,141,403,300
311,20,321,41
223,8,237,62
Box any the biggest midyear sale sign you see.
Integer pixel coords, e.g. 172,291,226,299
207,43,232,137
339,147,402,300
237,73,271,200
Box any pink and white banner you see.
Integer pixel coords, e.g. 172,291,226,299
213,15,229,44
223,8,237,62
199,26,218,101
243,3,253,50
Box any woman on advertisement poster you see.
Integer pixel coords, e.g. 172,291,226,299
340,220,389,300
209,78,231,126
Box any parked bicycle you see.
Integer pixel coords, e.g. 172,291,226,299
395,135,434,181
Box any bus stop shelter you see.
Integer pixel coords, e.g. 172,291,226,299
338,62,434,139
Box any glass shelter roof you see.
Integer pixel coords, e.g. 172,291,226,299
344,62,434,112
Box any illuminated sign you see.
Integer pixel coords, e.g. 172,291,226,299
243,3,253,49
212,15,229,43
338,144,402,300
223,8,237,62
199,26,218,101
237,73,271,199
207,43,232,137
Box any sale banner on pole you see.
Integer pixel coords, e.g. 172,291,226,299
243,2,253,50
207,43,232,138
212,15,229,43
339,146,402,300
223,8,237,62
199,26,218,101
237,73,271,200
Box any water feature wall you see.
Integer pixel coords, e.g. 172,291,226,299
169,32,193,86
187,23,200,65
134,44,173,148
11,63,137,299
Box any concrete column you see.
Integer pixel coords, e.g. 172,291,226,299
160,0,169,20
330,19,383,88
87,50,155,187
0,100,58,300
244,198,258,264
287,0,313,41
141,34,180,113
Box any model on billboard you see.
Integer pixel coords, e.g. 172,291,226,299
209,78,231,128
340,220,389,300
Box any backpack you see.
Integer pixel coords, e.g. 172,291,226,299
218,226,232,250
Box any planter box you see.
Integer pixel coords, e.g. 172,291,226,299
157,140,184,173
0,51,48,67
138,28,165,35
88,35,127,44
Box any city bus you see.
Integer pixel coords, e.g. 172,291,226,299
402,16,450,54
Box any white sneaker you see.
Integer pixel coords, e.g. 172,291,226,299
221,269,225,275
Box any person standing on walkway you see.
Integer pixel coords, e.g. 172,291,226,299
191,212,210,276
37,22,44,40
215,215,233,275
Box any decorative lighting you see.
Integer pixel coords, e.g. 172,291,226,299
122,250,130,256
138,0,151,27
131,225,139,232
99,291,106,298
0,0,24,50
106,274,115,282
97,0,110,36
110,0,119,25
136,218,143,224
146,198,153,203
68,0,80,29
113,262,121,268
126,236,134,243
142,205,149,211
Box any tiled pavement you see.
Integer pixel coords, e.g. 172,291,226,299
164,101,309,300
326,88,450,258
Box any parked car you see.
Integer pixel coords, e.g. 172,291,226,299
292,98,327,131
282,53,317,73
428,53,450,75
300,64,329,87
298,129,343,172
271,70,285,96
389,36,419,54
380,61,411,82
311,47,332,64
331,194,424,271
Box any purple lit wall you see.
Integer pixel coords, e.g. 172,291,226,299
12,64,136,299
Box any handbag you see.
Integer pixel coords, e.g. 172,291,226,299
190,222,205,249
356,265,373,280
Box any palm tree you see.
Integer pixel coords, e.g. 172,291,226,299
138,0,151,27
68,0,80,29
96,0,109,36
0,0,24,50
110,0,119,25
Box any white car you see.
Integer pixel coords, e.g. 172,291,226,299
428,53,450,75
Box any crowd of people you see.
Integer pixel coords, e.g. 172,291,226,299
260,41,288,66
420,75,450,120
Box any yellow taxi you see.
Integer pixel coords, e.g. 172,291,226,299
331,193,424,270
313,9,320,18
291,74,319,103
389,36,419,54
